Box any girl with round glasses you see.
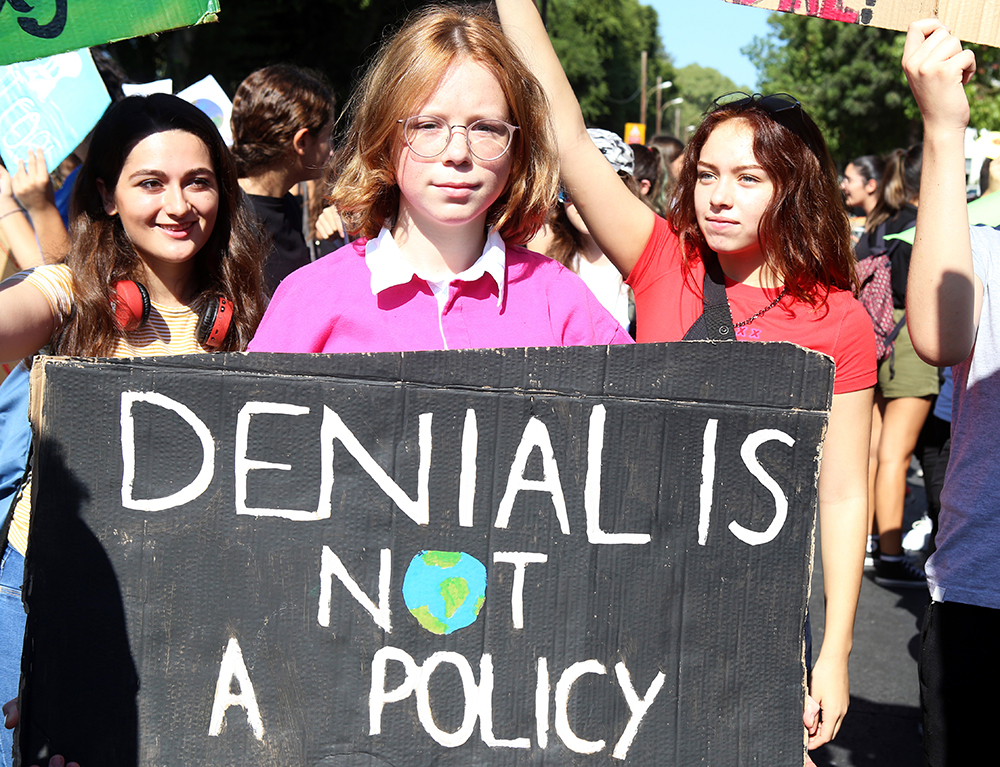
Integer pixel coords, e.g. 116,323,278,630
498,0,875,757
249,5,630,353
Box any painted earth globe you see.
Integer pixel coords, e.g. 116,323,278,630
402,550,487,635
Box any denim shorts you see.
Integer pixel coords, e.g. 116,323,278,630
0,546,26,767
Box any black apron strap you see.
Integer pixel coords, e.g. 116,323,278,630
682,255,735,341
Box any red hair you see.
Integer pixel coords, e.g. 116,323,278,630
669,104,856,305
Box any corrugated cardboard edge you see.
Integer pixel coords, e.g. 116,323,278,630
723,0,1000,47
0,1,221,66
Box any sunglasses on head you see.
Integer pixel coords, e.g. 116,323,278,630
712,91,801,116
711,91,819,158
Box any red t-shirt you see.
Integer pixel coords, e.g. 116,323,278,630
626,216,877,395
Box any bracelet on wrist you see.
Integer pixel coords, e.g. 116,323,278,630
0,207,26,223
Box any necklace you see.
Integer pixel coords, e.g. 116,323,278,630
732,286,787,328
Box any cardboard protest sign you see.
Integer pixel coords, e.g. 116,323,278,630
723,0,1000,47
0,0,219,67
20,343,833,767
0,48,110,173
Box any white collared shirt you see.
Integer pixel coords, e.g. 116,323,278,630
364,227,507,312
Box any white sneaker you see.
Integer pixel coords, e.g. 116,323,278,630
903,514,933,553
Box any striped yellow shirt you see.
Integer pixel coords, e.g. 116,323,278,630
7,264,209,555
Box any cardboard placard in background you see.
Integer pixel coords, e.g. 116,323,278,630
0,0,219,67
0,48,110,174
21,344,833,767
724,0,1000,47
176,75,234,145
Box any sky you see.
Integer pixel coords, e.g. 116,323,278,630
646,0,774,90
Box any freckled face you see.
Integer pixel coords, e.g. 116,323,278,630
102,130,219,271
694,119,773,264
394,57,514,234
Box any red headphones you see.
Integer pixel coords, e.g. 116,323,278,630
110,280,234,349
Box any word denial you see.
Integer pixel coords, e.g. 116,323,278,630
119,394,796,548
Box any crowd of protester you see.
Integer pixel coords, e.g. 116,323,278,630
0,5,988,766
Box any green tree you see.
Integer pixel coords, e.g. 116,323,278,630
546,0,673,133
962,44,1000,132
670,63,744,140
743,13,916,164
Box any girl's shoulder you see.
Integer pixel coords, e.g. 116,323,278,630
14,262,73,289
274,239,368,292
800,284,871,329
504,242,589,288
15,263,75,322
505,241,556,262
627,214,685,287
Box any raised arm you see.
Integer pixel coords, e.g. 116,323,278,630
496,0,654,276
0,163,45,270
902,19,979,366
11,149,71,264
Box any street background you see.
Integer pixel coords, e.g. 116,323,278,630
810,464,930,767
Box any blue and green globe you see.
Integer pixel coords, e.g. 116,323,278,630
402,551,486,635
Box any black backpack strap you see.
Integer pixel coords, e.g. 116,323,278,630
872,221,905,262
682,254,735,341
886,312,907,346
871,221,886,253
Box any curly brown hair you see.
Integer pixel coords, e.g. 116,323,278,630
230,64,335,178
670,102,857,306
330,3,558,246
58,94,269,356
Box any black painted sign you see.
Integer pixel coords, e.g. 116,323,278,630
20,343,833,766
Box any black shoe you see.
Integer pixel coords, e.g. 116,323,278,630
864,540,881,569
874,557,926,588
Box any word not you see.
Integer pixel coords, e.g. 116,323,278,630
318,547,548,633
1,0,67,39
369,646,665,759
120,393,796,549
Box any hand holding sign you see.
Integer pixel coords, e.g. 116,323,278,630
805,655,849,751
3,699,81,767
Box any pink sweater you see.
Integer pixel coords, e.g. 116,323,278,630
249,239,633,353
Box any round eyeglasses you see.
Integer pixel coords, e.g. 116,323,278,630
398,115,519,162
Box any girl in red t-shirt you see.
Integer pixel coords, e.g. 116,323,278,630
498,0,875,758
